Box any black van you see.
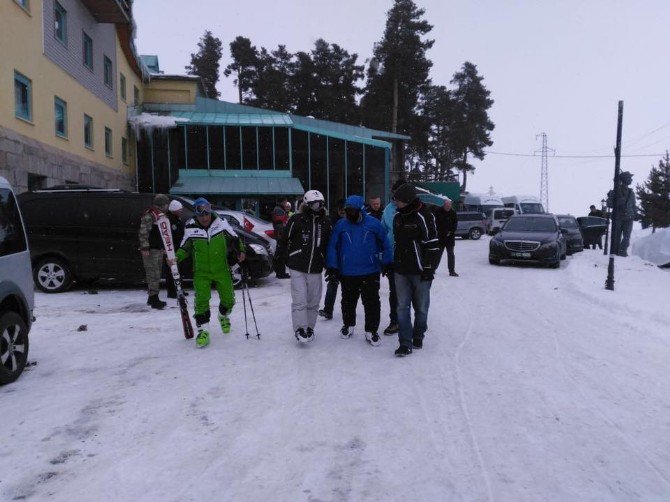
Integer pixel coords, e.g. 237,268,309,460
17,189,272,293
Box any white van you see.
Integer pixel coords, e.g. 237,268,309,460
485,207,517,235
462,193,505,213
502,195,545,214
0,176,34,385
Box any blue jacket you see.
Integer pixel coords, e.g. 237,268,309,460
327,195,392,276
382,202,397,246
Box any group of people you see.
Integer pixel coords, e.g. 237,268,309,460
138,182,459,355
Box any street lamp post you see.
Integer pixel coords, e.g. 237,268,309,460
605,101,623,291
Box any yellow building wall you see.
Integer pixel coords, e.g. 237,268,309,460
144,80,198,105
0,0,141,179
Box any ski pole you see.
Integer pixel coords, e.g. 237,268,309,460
240,269,250,339
243,273,261,339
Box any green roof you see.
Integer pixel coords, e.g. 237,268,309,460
170,174,304,196
170,111,292,126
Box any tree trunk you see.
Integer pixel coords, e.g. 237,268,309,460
392,77,398,134
461,151,468,192
237,70,243,103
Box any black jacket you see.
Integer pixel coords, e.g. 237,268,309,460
168,212,185,248
433,206,458,246
278,207,332,274
393,200,441,275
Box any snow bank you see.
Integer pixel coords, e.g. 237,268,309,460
631,227,670,267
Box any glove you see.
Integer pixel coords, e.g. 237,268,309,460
420,270,434,282
381,263,393,277
325,268,339,283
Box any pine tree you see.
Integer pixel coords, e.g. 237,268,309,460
251,46,294,112
360,0,434,166
223,36,258,104
449,61,494,192
185,30,223,99
420,85,458,181
635,152,670,230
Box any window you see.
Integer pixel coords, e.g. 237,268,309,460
14,71,32,121
0,189,28,257
104,56,113,88
84,114,93,148
54,97,67,138
104,127,112,157
133,85,140,105
54,2,67,44
122,137,128,164
82,31,93,70
119,73,126,101
14,0,30,12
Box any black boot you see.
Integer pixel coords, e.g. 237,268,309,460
147,294,166,309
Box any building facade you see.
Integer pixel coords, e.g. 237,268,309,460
0,0,145,192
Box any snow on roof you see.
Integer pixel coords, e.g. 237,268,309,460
128,113,189,136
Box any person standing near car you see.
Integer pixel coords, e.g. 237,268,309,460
433,198,459,276
277,190,331,343
272,199,291,279
139,194,170,310
319,199,345,320
164,200,186,299
327,195,392,347
171,198,246,348
392,183,441,357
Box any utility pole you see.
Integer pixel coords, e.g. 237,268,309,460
535,132,554,211
606,101,624,291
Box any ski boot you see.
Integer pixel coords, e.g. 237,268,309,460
365,331,381,347
218,313,231,334
295,328,309,343
196,324,210,348
147,294,166,310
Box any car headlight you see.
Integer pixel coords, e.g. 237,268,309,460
248,243,268,256
539,241,558,250
490,238,504,247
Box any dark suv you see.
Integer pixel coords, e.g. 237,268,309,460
17,189,272,293
456,211,487,240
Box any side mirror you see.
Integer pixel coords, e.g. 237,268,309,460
491,227,500,235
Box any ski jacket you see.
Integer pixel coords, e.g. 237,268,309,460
393,200,441,276
176,213,245,277
138,207,165,251
167,212,185,248
381,203,397,247
433,206,458,246
327,196,392,277
277,207,332,274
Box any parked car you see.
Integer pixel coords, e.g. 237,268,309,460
456,211,487,240
217,210,277,254
485,208,517,235
17,188,272,293
576,216,608,249
556,214,584,255
489,214,567,268
0,176,34,385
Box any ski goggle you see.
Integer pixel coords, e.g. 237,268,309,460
194,202,212,216
307,200,323,210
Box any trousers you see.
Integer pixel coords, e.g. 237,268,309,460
289,268,323,331
340,273,381,333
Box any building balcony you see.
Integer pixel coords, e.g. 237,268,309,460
80,0,131,24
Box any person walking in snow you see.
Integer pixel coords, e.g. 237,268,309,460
433,198,459,276
139,194,170,310
170,197,246,348
391,183,441,357
319,198,345,320
277,190,331,343
271,199,291,279
326,195,392,346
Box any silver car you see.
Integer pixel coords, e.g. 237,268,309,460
0,176,34,385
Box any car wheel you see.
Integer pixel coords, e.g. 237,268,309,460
469,227,482,240
34,257,73,293
489,256,500,265
0,311,29,385
550,249,561,269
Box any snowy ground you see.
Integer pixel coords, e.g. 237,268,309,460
2,236,670,501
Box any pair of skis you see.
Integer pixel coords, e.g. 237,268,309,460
157,214,195,339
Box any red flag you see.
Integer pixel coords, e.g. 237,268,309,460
244,217,255,232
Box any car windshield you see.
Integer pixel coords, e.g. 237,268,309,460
504,217,556,232
558,216,578,228
495,210,515,219
520,203,545,214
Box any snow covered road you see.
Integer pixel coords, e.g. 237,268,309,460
2,238,670,501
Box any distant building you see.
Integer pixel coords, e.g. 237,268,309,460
0,0,145,192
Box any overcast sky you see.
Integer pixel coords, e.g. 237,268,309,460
134,0,670,216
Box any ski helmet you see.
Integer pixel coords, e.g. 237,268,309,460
303,190,325,203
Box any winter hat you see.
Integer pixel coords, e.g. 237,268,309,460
392,183,417,204
153,194,169,208
344,195,365,210
193,197,212,215
392,178,408,192
168,200,183,212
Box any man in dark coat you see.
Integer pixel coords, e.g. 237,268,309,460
272,199,291,278
319,199,345,320
433,198,458,276
365,195,384,220
391,183,441,357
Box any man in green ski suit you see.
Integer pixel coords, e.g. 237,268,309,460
172,197,246,348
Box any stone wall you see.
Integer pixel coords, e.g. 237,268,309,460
0,125,135,192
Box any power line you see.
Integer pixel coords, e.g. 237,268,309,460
485,151,665,158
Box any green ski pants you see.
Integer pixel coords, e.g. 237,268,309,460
193,271,235,325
